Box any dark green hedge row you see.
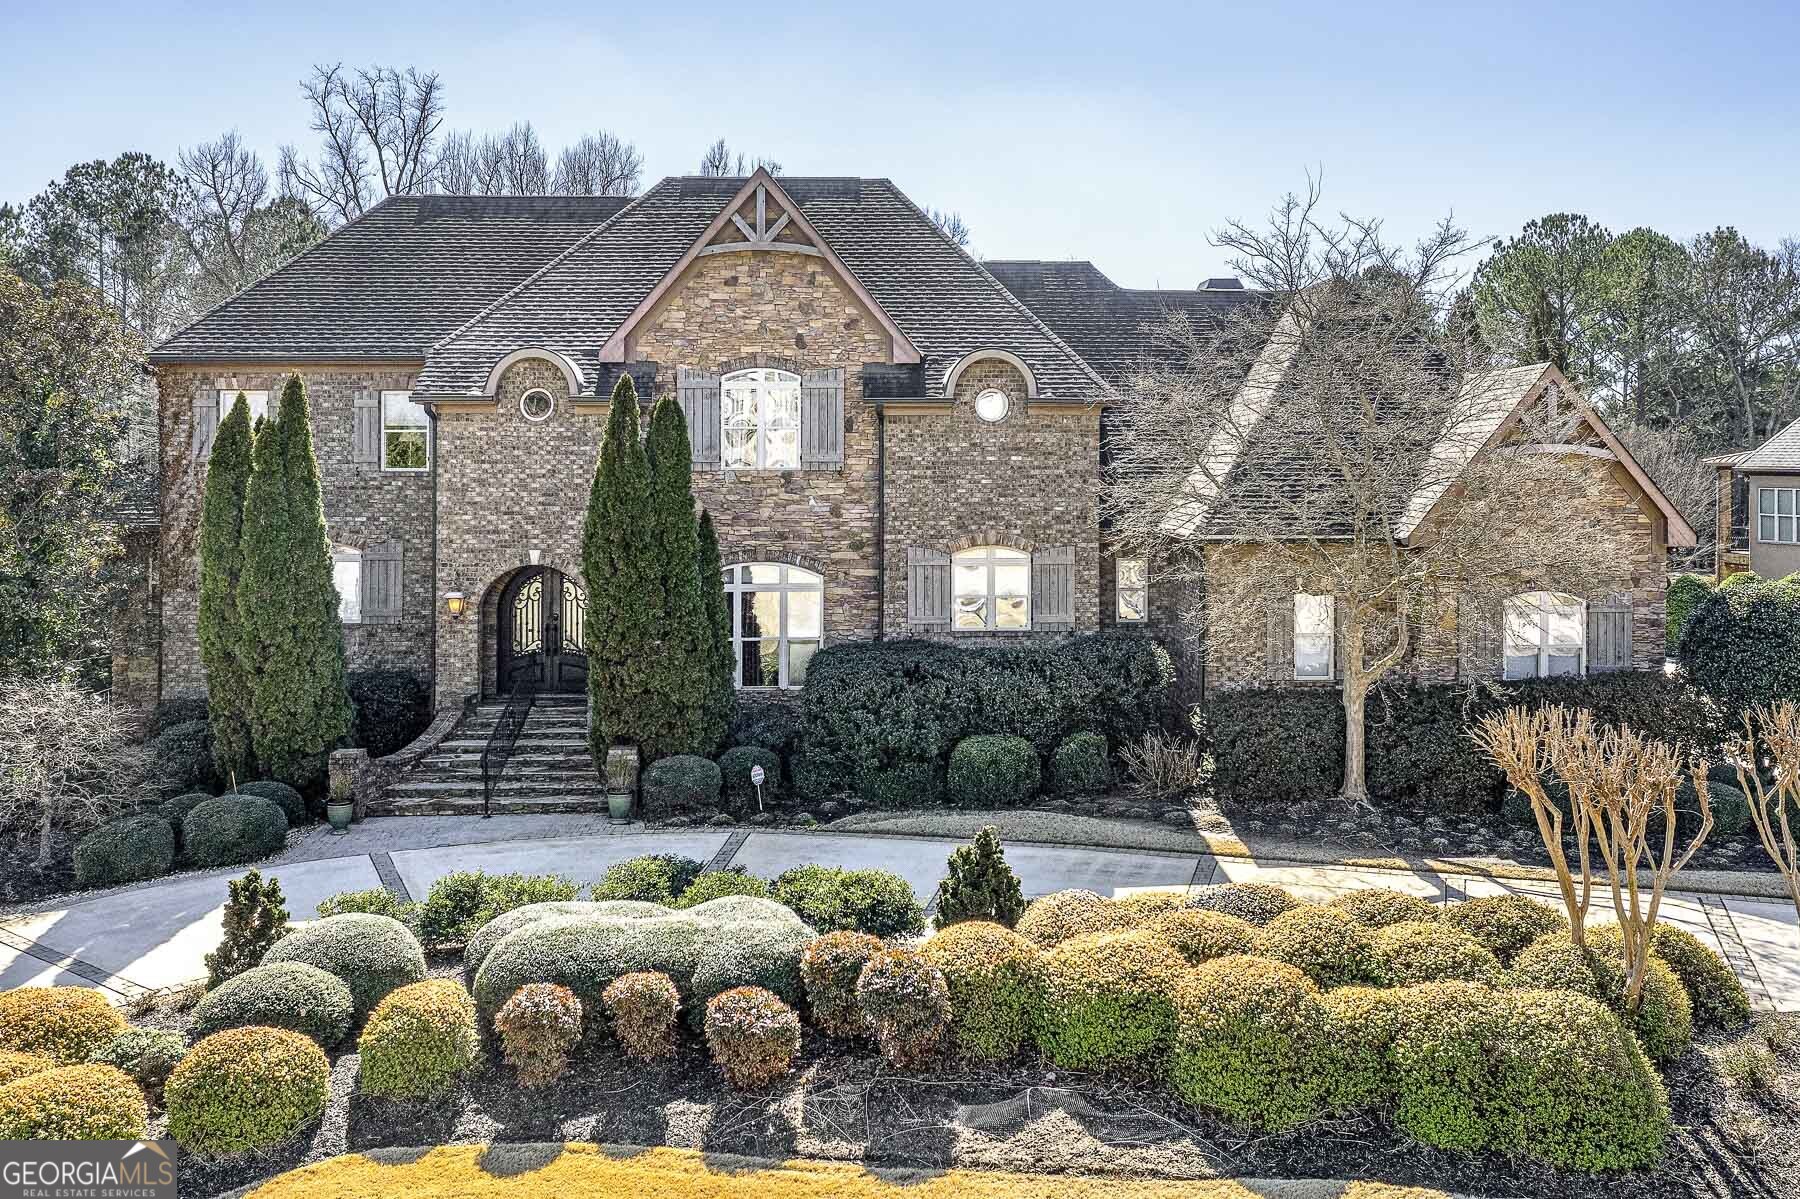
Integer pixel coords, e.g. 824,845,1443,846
1677,574,1800,715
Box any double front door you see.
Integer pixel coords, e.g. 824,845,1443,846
497,567,588,693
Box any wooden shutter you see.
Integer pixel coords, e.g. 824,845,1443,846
1587,594,1633,673
360,541,404,625
1266,597,1296,682
1031,546,1076,630
800,366,845,468
677,366,722,467
191,391,220,459
352,389,381,465
907,547,951,629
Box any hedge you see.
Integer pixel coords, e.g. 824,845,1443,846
263,912,428,1018
1369,921,1502,987
1183,882,1300,926
0,1063,147,1140
181,795,288,868
590,856,706,905
1252,906,1379,988
719,745,781,810
1665,573,1712,655
463,901,660,978
1441,894,1568,964
1326,888,1437,929
704,986,800,1089
73,814,175,888
674,870,771,907
1509,932,1694,1062
166,1027,329,1155
358,979,481,1100
772,865,925,937
1167,955,1330,1130
417,870,581,950
947,735,1041,807
0,987,128,1064
348,669,434,759
1678,574,1800,713
1590,922,1749,1031
1034,929,1186,1070
0,1051,55,1087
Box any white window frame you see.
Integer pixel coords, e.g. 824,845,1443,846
952,545,1031,631
332,548,362,625
1502,590,1586,680
1293,593,1335,680
381,390,430,472
1758,486,1799,544
1115,557,1148,623
220,389,270,425
724,562,824,689
721,368,801,469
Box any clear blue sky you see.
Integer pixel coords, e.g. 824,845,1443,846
4,0,1795,288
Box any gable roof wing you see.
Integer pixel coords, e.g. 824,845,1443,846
1738,414,1800,474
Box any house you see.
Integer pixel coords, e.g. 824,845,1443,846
131,170,1694,743
1706,417,1800,580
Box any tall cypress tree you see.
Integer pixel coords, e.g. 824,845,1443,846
583,375,660,763
198,393,256,780
641,394,716,757
695,509,736,750
237,375,351,786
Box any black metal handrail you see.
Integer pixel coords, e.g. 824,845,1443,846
481,665,537,818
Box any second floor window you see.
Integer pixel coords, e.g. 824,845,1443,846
222,389,270,425
333,549,362,624
722,368,800,469
382,391,430,471
1759,487,1798,544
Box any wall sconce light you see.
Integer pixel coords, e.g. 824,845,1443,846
444,592,468,619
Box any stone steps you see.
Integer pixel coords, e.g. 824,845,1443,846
369,697,605,817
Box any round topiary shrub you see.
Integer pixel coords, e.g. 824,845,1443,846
1252,906,1378,988
947,735,1041,808
771,865,925,938
1509,932,1694,1062
0,987,128,1064
704,986,801,1089
87,1027,186,1093
73,815,176,888
263,912,428,1018
674,870,770,908
1145,909,1259,965
1051,731,1111,795
190,962,355,1047
855,947,951,1067
590,856,705,904
603,971,681,1061
154,719,213,789
0,1051,55,1087
641,754,723,820
1106,891,1188,926
1326,887,1438,929
494,983,582,1087
719,745,781,809
165,1027,329,1155
1590,922,1749,1031
1370,920,1502,987
181,795,287,868
1442,894,1568,964
1016,889,1113,948
0,1063,147,1140
161,790,214,837
1035,929,1186,1070
1184,881,1300,926
358,979,480,1100
235,780,307,827
800,931,886,1038
920,921,1040,1062
464,900,658,978
1673,779,1754,838
1167,955,1330,1130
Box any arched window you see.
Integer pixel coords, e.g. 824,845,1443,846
1503,591,1585,679
722,368,801,469
952,545,1029,630
723,563,823,688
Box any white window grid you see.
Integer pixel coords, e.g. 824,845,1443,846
952,545,1030,631
1294,593,1334,680
723,562,824,688
1758,487,1799,544
722,368,801,469
1502,591,1586,680
1116,558,1148,623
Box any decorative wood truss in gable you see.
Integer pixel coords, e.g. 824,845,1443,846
698,182,821,259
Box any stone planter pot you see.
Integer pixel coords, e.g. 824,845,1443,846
607,792,633,823
326,800,355,834
604,744,639,825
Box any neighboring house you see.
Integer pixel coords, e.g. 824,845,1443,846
129,170,1693,724
1706,417,1800,581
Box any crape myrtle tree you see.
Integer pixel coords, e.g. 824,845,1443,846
237,375,352,785
1105,182,1618,804
198,393,256,779
583,376,659,762
695,509,737,750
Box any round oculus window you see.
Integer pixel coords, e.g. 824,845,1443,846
519,388,555,423
974,388,1010,423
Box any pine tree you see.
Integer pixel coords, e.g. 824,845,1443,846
204,868,290,988
583,375,660,762
932,826,1026,930
695,509,737,750
198,393,256,779
237,375,352,786
641,394,716,757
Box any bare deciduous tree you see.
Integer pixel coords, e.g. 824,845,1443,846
552,132,643,196
174,132,327,316
1473,706,1598,942
1732,704,1800,922
0,678,154,868
928,208,972,249
698,138,781,177
1612,419,1716,569
279,63,445,224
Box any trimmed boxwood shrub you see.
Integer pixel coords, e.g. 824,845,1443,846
165,1027,329,1155
417,870,580,950
1370,920,1502,987
494,983,582,1087
0,1051,55,1087
1051,731,1111,795
263,913,428,1018
1167,955,1330,1130
1145,909,1258,964
1666,573,1712,654
704,986,800,1089
727,697,804,759
357,979,480,1100
87,1027,186,1093
151,693,209,737
1590,922,1749,1031
181,795,287,868
920,921,1040,1061
1016,889,1113,948
719,745,781,809
603,971,682,1061
73,815,175,888
1673,778,1754,838
1319,985,1404,1113
463,901,653,978
590,855,705,905
947,735,1040,807
316,887,416,921
1183,881,1300,926
1442,894,1568,964
674,869,770,907
801,931,885,1038
1679,575,1800,713
853,759,942,808
641,754,722,820
1252,906,1378,988
0,1063,147,1141
154,718,215,789
190,961,355,1047
1509,932,1694,1062
160,790,214,837
1326,887,1437,929
1034,929,1186,1070
0,987,128,1064
234,780,306,827
855,947,951,1067
772,865,925,937
347,669,433,759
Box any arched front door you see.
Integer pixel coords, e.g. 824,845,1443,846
496,567,588,694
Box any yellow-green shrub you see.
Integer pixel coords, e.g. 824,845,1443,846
1144,909,1258,965
1166,955,1330,1130
799,931,885,1038
1252,906,1378,988
856,947,951,1067
1441,895,1567,964
920,922,1040,1062
1326,888,1438,929
87,1027,187,1093
0,1051,56,1087
704,986,800,1089
1104,891,1187,925
0,1063,147,1140
1509,933,1693,1062
0,986,127,1064
1319,986,1404,1112
1183,881,1300,926
165,1027,329,1155
1035,930,1185,1070
358,979,481,1100
1369,921,1502,987
602,971,681,1061
1589,922,1749,1031
1015,889,1113,948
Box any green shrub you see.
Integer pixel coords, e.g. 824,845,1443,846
1666,573,1713,655
0,1063,147,1140
719,745,781,809
1145,909,1258,964
73,815,175,888
799,931,885,1038
462,900,656,978
1442,894,1568,964
151,693,210,737
727,698,804,759
1326,887,1438,929
494,983,582,1087
358,979,480,1100
1167,955,1330,1129
417,870,580,949
1050,731,1111,795
589,855,705,904
947,735,1041,807
1106,891,1188,925
1509,932,1694,1062
191,961,354,1047
165,1027,329,1155
641,754,722,820
689,922,813,1017
1035,929,1186,1070
1016,889,1113,948
772,865,924,937
0,1052,55,1087
674,869,770,907
1253,905,1378,988
347,669,433,759
263,912,427,1018
160,790,214,838
1200,687,1344,805
234,780,306,826
852,947,950,1067
1370,920,1502,987
933,826,1026,930
1673,778,1755,838
1679,576,1800,712
1184,881,1300,926
204,868,290,987
705,986,800,1089
154,719,214,789
1590,922,1749,1031
603,971,681,1061
316,887,416,921
181,796,287,868
1319,986,1404,1112
87,1027,186,1093
920,921,1040,1061
853,759,943,808
0,987,127,1064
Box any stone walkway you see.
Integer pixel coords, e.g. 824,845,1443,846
2,821,1795,1012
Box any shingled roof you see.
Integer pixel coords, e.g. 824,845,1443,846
1738,415,1800,474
